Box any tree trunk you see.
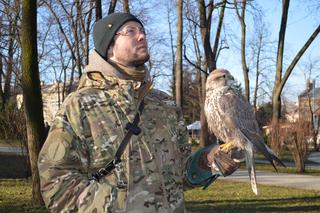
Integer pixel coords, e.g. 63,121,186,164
200,71,209,147
212,0,226,68
175,0,183,109
235,0,249,101
108,0,117,14
292,133,306,173
21,0,46,204
272,0,290,119
0,16,3,106
306,82,319,151
197,0,226,146
3,20,15,105
85,0,94,65
167,10,176,98
0,54,4,108
198,0,215,71
271,0,290,152
74,0,82,77
272,1,320,152
253,34,262,112
123,0,130,13
95,0,102,21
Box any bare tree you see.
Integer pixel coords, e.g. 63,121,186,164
271,0,320,152
0,16,4,107
248,17,275,113
281,120,308,173
3,19,15,105
21,0,46,204
166,1,176,98
234,0,250,101
302,58,320,151
43,0,94,93
197,0,227,146
94,0,102,21
0,0,20,108
175,0,183,109
108,0,117,14
123,0,129,13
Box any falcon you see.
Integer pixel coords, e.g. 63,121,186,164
204,69,285,195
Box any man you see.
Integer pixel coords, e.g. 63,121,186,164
38,13,239,212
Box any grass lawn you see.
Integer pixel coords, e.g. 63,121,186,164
185,179,320,213
1,144,319,212
0,179,47,213
1,179,320,213
192,145,320,176
253,163,320,176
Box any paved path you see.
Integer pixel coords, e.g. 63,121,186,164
222,170,320,191
308,151,320,163
1,145,320,191
0,146,27,156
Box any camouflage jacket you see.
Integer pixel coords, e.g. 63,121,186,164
38,65,194,212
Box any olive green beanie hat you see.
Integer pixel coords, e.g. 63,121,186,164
93,13,143,58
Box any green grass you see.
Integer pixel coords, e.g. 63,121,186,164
192,144,320,176
1,144,319,212
1,179,320,212
0,179,47,213
253,163,320,176
255,149,294,162
185,179,320,213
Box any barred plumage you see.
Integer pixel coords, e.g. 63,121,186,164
204,69,285,195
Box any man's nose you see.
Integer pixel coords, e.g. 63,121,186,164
137,32,146,41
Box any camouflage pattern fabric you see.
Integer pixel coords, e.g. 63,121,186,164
38,70,196,212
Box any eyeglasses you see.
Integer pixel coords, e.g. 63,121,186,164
116,26,147,37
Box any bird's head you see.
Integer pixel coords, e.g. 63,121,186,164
206,69,235,91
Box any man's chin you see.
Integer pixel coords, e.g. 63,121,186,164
132,55,150,66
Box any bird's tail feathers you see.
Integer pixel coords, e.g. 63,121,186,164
245,144,258,195
240,131,285,171
265,145,286,170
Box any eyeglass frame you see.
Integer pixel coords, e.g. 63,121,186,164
115,26,147,37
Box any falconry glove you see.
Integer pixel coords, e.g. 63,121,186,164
185,145,219,189
185,144,240,189
206,145,241,177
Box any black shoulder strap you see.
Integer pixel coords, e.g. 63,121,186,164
89,100,145,182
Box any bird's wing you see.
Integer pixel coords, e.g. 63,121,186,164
218,88,284,169
218,88,263,144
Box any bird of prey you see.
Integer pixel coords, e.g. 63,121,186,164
204,69,285,195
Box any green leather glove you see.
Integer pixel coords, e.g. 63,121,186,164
206,145,241,177
186,144,240,189
185,145,219,189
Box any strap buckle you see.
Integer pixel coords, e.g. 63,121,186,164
125,122,141,135
89,159,119,182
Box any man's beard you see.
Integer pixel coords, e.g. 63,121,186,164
130,54,150,67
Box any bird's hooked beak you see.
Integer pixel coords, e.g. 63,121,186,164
226,75,235,87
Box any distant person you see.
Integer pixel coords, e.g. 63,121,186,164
38,13,240,212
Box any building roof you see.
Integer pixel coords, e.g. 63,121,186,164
299,87,320,99
187,121,201,130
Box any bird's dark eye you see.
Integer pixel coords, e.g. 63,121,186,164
222,74,226,78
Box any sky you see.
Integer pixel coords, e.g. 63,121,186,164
37,0,319,105
217,0,320,103
150,0,320,104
